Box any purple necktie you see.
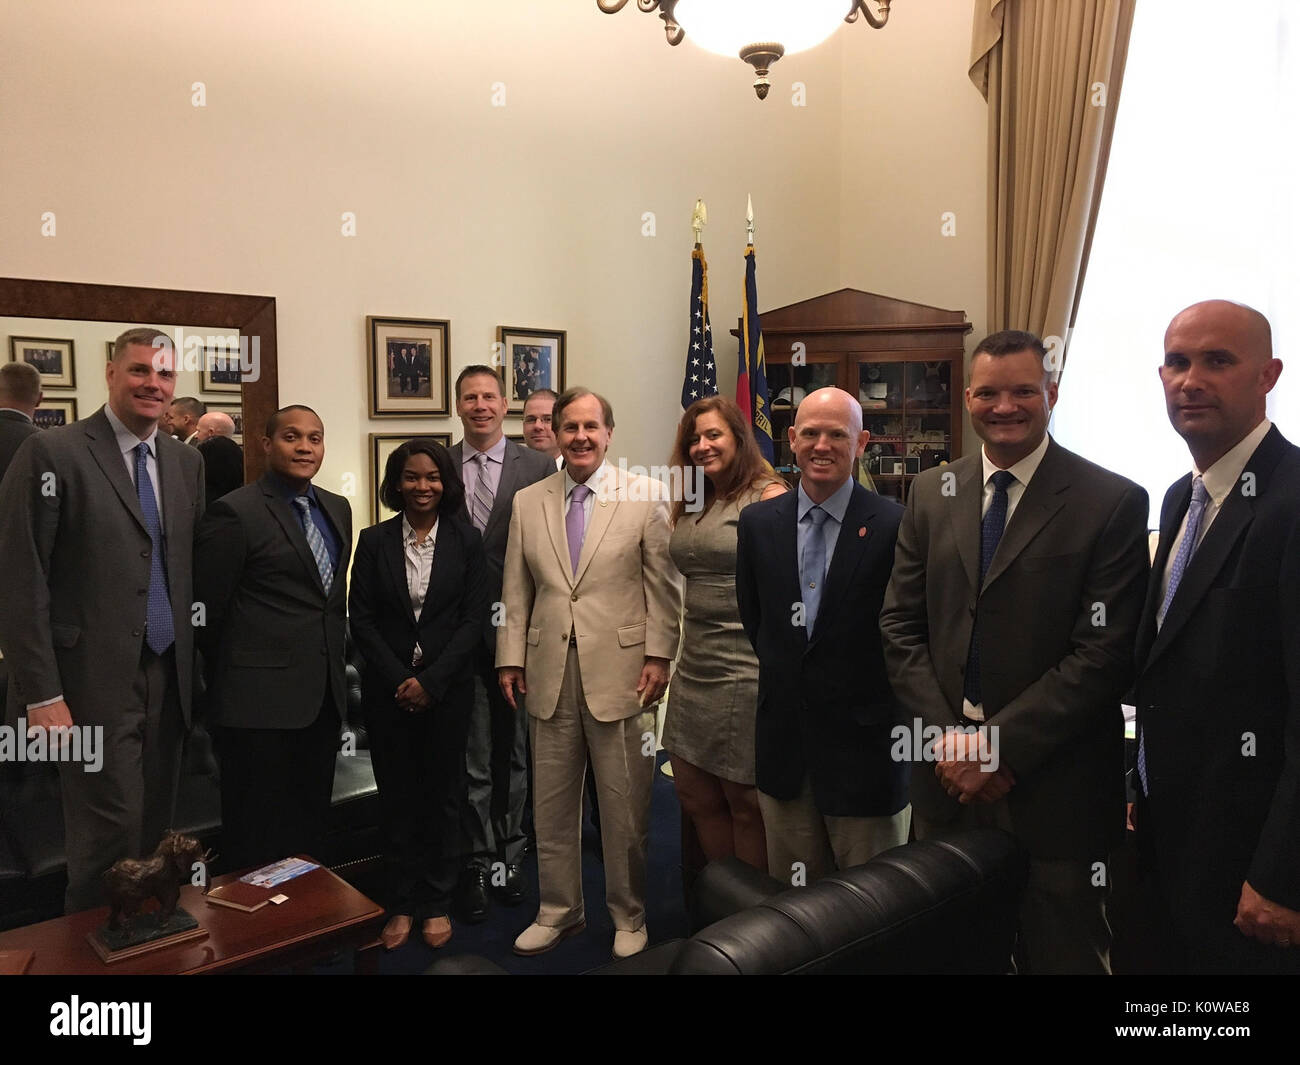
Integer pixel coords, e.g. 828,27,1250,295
566,483,591,574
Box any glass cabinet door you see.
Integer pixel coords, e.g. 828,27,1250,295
858,358,955,502
766,359,839,476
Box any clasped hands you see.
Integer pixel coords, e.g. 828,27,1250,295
933,728,1014,804
394,677,431,713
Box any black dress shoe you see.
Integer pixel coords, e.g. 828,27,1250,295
496,862,526,906
456,866,490,923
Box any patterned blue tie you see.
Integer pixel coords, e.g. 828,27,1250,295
134,442,174,655
1138,475,1209,793
963,470,1015,707
292,495,335,594
800,505,829,636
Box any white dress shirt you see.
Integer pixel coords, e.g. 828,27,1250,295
103,403,162,513
403,515,437,665
1157,418,1271,619
963,433,1051,722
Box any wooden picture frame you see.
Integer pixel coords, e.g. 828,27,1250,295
9,336,75,388
368,431,453,525
497,326,565,413
201,344,244,394
367,316,450,417
34,396,78,428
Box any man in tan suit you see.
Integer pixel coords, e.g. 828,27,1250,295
498,387,683,959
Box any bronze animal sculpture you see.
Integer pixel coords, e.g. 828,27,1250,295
101,832,211,931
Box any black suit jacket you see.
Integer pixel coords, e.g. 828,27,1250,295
450,438,555,649
197,435,245,506
347,513,487,713
1135,425,1300,945
0,408,39,483
736,482,908,817
194,473,352,729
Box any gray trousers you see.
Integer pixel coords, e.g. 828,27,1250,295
460,647,529,868
914,800,1113,975
58,646,185,912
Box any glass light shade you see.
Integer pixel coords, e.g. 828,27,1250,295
673,0,852,58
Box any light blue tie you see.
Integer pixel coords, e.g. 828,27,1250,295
1138,475,1209,793
800,505,829,635
292,495,335,594
134,442,174,655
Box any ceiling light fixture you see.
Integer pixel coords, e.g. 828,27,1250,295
598,0,893,99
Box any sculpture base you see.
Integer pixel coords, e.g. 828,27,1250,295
87,907,208,964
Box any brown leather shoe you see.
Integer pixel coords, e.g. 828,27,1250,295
422,916,453,949
381,914,412,951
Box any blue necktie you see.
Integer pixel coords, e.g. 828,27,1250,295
963,469,1015,707
293,495,335,594
134,442,174,655
800,505,829,636
1137,475,1209,793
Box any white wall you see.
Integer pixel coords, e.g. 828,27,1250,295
0,0,986,512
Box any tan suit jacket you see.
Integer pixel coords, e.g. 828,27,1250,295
497,465,683,721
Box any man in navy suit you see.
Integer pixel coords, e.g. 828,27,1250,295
1136,299,1300,973
736,387,909,884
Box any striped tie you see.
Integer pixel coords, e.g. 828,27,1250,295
472,451,494,533
292,495,334,594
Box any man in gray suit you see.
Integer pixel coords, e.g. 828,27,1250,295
880,329,1150,973
0,361,42,479
0,328,205,912
450,365,555,919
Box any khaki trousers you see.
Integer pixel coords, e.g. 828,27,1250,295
758,777,910,887
531,646,655,931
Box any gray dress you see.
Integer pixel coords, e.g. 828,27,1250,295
663,484,770,785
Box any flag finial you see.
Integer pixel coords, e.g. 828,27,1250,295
691,199,707,244
746,194,754,244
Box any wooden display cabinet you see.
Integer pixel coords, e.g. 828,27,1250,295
736,288,972,503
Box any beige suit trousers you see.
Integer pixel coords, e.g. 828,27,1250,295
531,645,656,931
759,777,910,887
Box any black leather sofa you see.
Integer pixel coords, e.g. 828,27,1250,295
0,634,382,931
429,828,1028,975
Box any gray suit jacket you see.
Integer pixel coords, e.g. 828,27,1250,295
880,437,1150,858
451,437,555,648
0,406,205,728
0,408,40,483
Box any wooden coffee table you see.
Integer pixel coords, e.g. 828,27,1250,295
0,858,384,974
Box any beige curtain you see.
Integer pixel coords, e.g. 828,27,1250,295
971,0,1136,376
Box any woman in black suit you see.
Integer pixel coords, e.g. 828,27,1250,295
348,438,486,950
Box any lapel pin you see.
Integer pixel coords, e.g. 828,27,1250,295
858,526,867,537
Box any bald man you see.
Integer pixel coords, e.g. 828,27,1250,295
736,386,909,884
1134,300,1300,973
195,411,236,442
0,361,42,481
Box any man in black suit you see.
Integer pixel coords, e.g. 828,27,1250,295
0,329,205,911
450,365,555,919
1136,299,1300,973
195,411,244,505
194,404,352,871
0,361,41,478
164,397,206,446
881,330,1150,974
736,387,909,883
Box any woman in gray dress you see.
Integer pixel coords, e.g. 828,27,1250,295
664,396,786,870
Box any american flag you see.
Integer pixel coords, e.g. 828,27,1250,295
681,245,717,408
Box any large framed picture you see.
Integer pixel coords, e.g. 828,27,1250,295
205,402,245,445
9,336,75,388
367,316,450,417
34,397,78,429
368,432,453,524
498,326,565,413
201,345,244,394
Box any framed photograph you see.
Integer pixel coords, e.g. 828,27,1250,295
904,456,921,475
368,316,450,417
9,336,75,388
34,397,78,429
205,402,245,445
201,345,244,394
881,456,905,476
498,326,566,413
368,432,453,524
105,340,115,363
